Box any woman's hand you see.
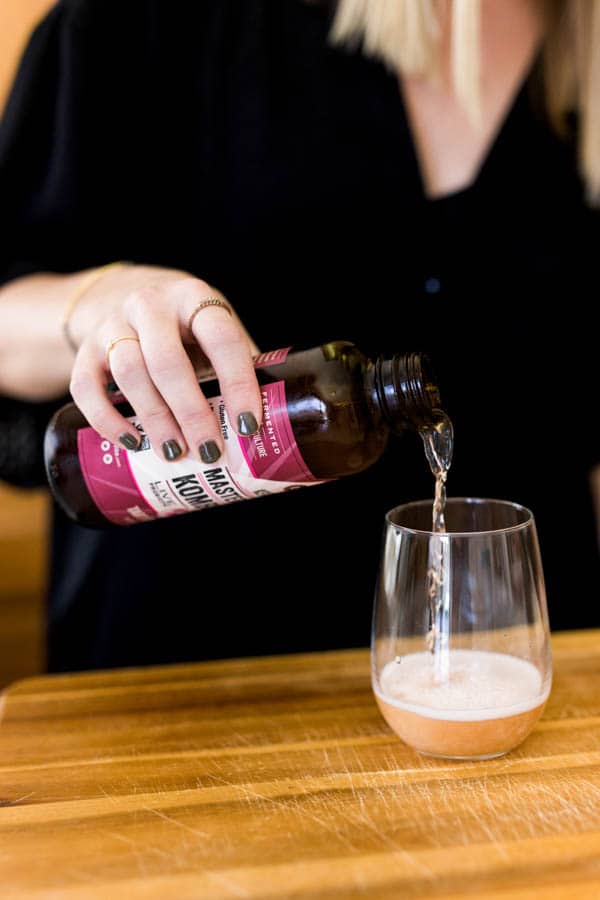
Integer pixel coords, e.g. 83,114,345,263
69,265,263,463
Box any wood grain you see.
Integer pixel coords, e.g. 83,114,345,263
1,630,600,898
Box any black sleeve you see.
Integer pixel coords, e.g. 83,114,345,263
0,0,244,487
1,0,159,281
0,0,155,487
0,6,63,285
0,6,70,487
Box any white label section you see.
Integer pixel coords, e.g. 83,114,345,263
125,394,320,517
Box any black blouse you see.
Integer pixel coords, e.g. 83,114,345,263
1,0,598,671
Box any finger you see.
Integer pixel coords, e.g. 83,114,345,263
69,342,142,451
105,334,189,463
132,309,225,464
187,302,263,436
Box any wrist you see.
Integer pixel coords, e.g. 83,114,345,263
67,263,195,349
66,262,134,350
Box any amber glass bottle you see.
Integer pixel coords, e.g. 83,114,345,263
44,340,442,528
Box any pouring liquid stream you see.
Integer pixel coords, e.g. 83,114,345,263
420,411,454,682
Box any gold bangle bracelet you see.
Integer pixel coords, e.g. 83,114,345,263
62,261,130,353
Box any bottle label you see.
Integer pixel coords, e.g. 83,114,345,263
77,377,322,526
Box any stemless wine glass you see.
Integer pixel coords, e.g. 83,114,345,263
372,498,552,760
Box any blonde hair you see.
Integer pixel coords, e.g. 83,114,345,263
330,0,600,203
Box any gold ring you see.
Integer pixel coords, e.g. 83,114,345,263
187,297,233,334
105,335,141,366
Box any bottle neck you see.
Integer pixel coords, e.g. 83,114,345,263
368,353,441,433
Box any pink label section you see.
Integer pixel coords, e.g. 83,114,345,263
78,431,157,526
239,381,315,482
253,347,290,368
195,347,291,387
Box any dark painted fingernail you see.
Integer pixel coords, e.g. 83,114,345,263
119,433,140,451
237,412,259,436
162,440,182,461
199,440,221,464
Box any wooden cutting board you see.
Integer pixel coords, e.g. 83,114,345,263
1,629,599,898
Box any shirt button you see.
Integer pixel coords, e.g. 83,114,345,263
424,276,441,294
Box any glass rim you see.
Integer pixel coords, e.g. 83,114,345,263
385,497,535,538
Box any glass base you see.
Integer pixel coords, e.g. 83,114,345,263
416,748,510,761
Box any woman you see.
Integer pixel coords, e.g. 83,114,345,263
0,0,598,671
